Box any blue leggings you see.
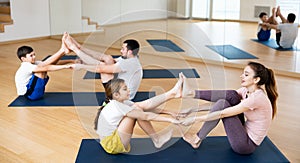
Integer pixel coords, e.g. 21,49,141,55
194,90,257,154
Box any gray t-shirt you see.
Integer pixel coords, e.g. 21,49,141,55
277,23,299,48
116,56,142,100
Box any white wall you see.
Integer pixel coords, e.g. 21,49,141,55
0,0,278,42
176,0,190,18
82,0,169,25
82,0,120,25
49,0,82,35
0,0,50,42
240,0,276,22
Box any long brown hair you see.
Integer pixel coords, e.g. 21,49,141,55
248,62,278,119
94,79,125,130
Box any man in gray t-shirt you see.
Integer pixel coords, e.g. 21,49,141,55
65,37,142,100
266,7,298,49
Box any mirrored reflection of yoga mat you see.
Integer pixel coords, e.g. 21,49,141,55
8,92,155,107
84,69,200,79
206,45,258,59
75,136,289,163
251,39,299,51
146,39,185,52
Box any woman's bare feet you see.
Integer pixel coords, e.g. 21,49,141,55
183,133,202,149
168,72,184,98
152,129,173,148
182,74,195,98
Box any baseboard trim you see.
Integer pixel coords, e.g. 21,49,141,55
0,36,51,45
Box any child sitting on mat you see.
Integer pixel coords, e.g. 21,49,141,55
179,61,278,155
15,33,73,100
94,74,184,154
257,7,278,41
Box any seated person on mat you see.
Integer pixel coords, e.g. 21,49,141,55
257,8,278,41
64,34,142,101
15,34,73,100
179,62,278,155
94,74,184,154
265,6,298,49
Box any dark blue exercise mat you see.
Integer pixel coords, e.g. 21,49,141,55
75,136,289,163
8,92,155,107
43,55,120,61
83,68,200,79
42,55,78,61
206,45,258,59
146,39,185,52
251,39,300,51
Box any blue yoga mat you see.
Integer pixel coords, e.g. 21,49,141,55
83,69,200,79
147,39,185,52
75,136,289,163
8,92,155,107
251,39,299,51
43,55,120,61
206,45,258,59
43,55,78,61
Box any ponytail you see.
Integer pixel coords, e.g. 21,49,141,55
94,98,110,130
248,62,278,119
265,68,278,119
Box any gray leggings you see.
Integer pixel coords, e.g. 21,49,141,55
195,90,257,155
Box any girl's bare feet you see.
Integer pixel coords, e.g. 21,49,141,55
152,129,173,148
183,133,202,149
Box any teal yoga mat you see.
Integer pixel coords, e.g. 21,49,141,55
251,39,299,51
206,45,258,59
147,39,185,52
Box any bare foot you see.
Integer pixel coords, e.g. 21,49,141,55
64,34,77,51
153,129,173,148
272,7,276,16
69,35,81,49
101,73,115,83
62,32,70,54
182,74,195,98
168,73,184,98
183,133,202,149
276,6,280,17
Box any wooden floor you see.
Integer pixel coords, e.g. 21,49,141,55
1,19,300,162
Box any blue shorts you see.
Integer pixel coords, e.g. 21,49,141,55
257,29,271,41
25,75,49,100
